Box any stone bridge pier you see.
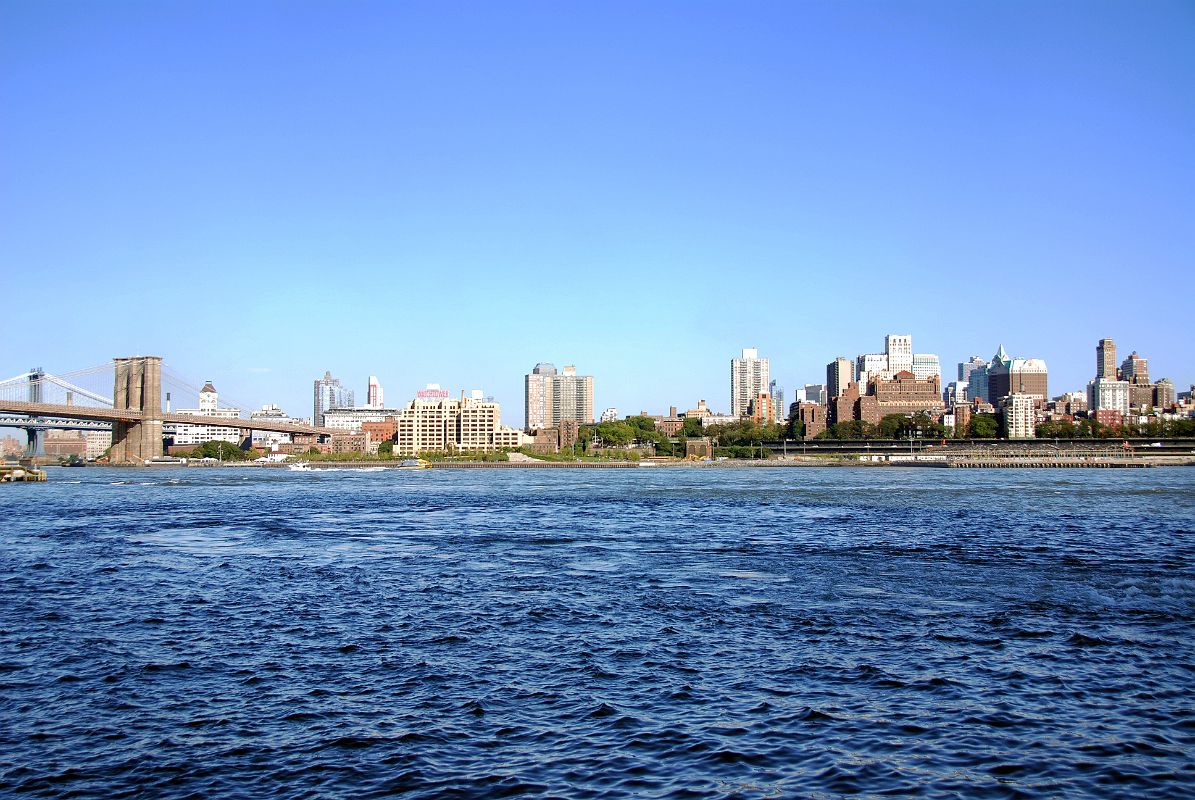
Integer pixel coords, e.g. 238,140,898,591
109,356,163,464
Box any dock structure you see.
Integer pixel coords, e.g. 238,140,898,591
1,465,48,482
947,459,1155,469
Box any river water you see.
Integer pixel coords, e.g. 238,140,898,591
1,466,1193,798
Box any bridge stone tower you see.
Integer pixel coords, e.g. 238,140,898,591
110,356,164,464
25,367,46,456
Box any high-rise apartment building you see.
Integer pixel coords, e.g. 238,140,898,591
827,357,853,400
367,376,384,408
731,348,769,419
1002,394,1037,440
1096,338,1117,380
524,363,594,431
314,371,354,427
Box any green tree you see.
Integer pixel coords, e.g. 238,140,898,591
188,440,250,461
377,440,394,457
1036,419,1076,439
877,414,908,439
967,414,999,438
593,421,635,447
786,413,804,440
681,417,703,437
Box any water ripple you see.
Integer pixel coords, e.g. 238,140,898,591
1,466,1193,798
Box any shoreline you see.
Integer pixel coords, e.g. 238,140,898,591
41,456,1195,470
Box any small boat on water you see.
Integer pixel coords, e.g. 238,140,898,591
288,462,312,472
399,459,430,469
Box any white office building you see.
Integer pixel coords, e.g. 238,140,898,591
1087,378,1131,415
172,383,243,446
322,407,401,432
249,404,310,446
912,353,941,382
885,334,914,375
856,353,889,387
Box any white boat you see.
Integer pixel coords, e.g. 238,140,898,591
288,462,312,472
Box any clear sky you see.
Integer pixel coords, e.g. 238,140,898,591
2,1,1192,427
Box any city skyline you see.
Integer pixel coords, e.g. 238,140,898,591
1,330,1186,437
1,3,1192,428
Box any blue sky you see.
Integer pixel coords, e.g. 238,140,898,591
2,1,1192,427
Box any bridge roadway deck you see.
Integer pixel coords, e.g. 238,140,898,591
0,401,333,437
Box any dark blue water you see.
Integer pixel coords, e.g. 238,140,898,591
2,466,1193,798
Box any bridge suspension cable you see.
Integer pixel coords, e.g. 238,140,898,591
161,367,256,416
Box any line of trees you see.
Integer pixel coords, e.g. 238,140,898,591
1036,417,1195,439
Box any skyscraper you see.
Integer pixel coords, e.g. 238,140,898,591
524,362,594,430
731,348,769,419
1096,338,1117,380
826,357,853,400
958,356,987,384
884,334,913,375
367,376,384,408
525,363,556,430
768,379,785,423
985,345,1013,405
1120,351,1149,384
314,371,354,427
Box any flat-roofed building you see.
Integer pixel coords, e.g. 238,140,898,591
394,386,524,456
1096,338,1117,380
1120,351,1149,385
749,392,774,425
1088,378,1130,416
827,357,854,400
44,431,87,458
525,362,594,431
856,353,888,387
1002,394,1037,439
795,401,827,440
885,334,913,375
912,353,941,383
331,432,374,454
731,349,769,419
870,371,944,418
321,407,401,432
172,383,243,446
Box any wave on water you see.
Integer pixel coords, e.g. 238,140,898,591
1,467,1192,798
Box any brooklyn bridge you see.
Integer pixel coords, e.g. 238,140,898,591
0,356,332,464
